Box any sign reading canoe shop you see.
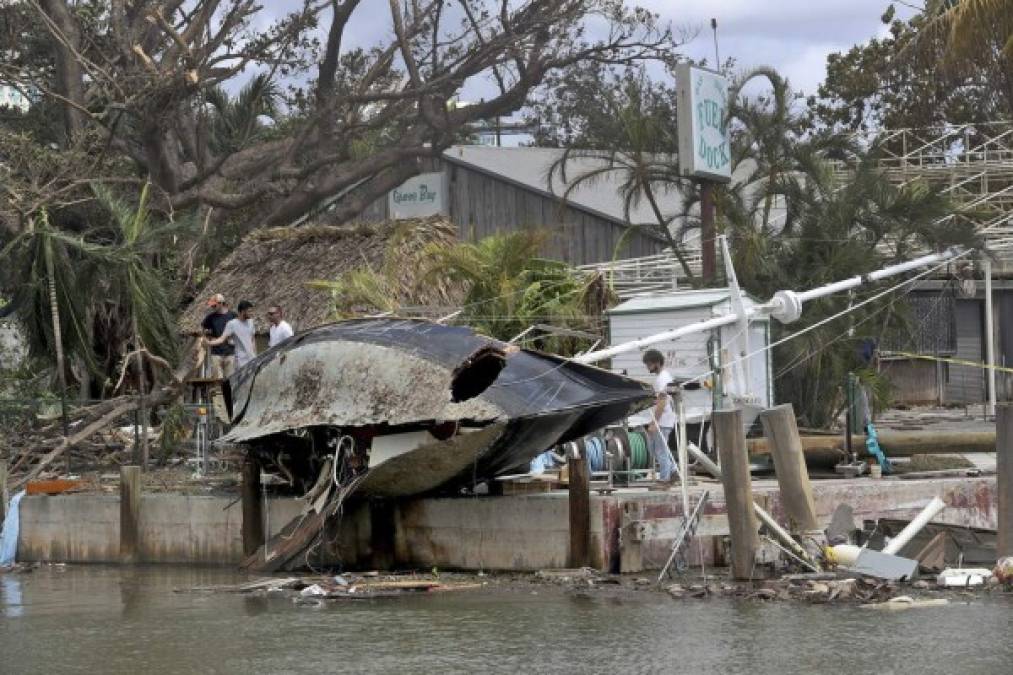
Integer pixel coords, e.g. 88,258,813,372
388,172,445,220
676,63,732,183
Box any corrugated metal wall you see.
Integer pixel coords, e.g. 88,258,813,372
881,360,939,405
944,299,984,403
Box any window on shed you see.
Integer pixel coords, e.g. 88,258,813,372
881,291,957,355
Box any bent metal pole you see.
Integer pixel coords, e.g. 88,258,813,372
573,246,966,365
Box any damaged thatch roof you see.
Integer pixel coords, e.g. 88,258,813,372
179,216,463,335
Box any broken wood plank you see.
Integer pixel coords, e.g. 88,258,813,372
914,532,949,573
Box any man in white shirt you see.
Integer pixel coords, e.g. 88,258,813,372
206,300,257,368
642,349,677,483
267,305,294,347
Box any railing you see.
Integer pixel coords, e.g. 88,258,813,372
587,121,1013,295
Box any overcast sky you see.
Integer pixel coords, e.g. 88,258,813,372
257,1,918,105
648,0,917,96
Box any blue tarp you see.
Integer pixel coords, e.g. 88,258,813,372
0,490,26,567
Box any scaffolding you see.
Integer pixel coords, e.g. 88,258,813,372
583,121,1013,297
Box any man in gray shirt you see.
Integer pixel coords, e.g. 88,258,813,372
206,300,257,368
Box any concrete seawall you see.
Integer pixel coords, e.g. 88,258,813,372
14,475,997,570
18,495,304,565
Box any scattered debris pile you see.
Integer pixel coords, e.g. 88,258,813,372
1,340,204,491
182,572,484,603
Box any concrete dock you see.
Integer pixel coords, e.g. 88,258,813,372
14,475,996,571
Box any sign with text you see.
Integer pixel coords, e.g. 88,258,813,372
676,63,732,182
388,172,445,220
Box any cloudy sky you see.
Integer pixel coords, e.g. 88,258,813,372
255,1,919,103
660,0,918,96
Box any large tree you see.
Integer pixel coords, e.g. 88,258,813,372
812,2,1013,132
0,0,679,239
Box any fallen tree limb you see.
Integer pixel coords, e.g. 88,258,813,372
11,400,136,491
6,340,202,487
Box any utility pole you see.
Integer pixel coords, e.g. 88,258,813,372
701,183,716,283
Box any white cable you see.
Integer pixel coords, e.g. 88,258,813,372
333,436,355,486
678,249,974,389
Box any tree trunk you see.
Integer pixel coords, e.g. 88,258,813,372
38,0,87,141
132,315,149,470
643,183,696,282
44,237,69,437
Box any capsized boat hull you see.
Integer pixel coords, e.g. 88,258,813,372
221,318,653,497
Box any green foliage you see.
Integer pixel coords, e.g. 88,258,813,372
716,76,978,426
544,73,694,277
90,182,189,365
313,268,400,316
422,231,606,355
0,183,189,391
528,63,680,148
157,403,191,463
317,229,608,355
811,3,1012,131
204,74,280,157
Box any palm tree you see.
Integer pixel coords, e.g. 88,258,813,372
204,73,279,157
914,0,1013,115
725,141,978,426
422,231,608,354
1,184,188,401
546,78,696,279
1,210,103,387
924,0,1013,60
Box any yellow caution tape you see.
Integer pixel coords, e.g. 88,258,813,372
881,351,1013,374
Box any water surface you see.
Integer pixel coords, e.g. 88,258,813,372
1,566,1010,674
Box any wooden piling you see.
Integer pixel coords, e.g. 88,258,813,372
1,459,8,524
119,465,141,563
568,449,591,568
714,408,759,580
997,404,1013,557
241,459,265,557
760,404,819,532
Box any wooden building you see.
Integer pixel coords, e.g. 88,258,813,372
357,146,673,266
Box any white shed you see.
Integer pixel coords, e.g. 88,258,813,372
606,288,773,424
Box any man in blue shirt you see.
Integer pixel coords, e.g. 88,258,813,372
201,293,237,379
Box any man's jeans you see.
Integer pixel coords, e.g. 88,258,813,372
648,426,677,481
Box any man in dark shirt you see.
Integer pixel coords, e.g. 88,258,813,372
201,293,237,379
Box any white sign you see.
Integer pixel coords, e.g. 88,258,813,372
676,63,732,182
388,172,445,220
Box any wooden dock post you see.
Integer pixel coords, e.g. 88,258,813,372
1,459,8,524
120,465,141,563
241,459,265,557
568,448,591,568
760,404,819,533
714,409,759,579
998,404,1013,557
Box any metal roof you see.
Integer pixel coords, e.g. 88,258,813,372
442,146,761,234
606,288,766,316
441,145,683,226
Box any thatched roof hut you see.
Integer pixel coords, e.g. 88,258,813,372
179,216,462,335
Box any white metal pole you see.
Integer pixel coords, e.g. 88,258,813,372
573,313,739,364
882,496,946,555
677,394,690,520
985,259,998,418
574,246,968,365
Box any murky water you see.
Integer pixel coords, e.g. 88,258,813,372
1,566,1011,674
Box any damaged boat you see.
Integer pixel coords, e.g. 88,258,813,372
221,318,653,499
